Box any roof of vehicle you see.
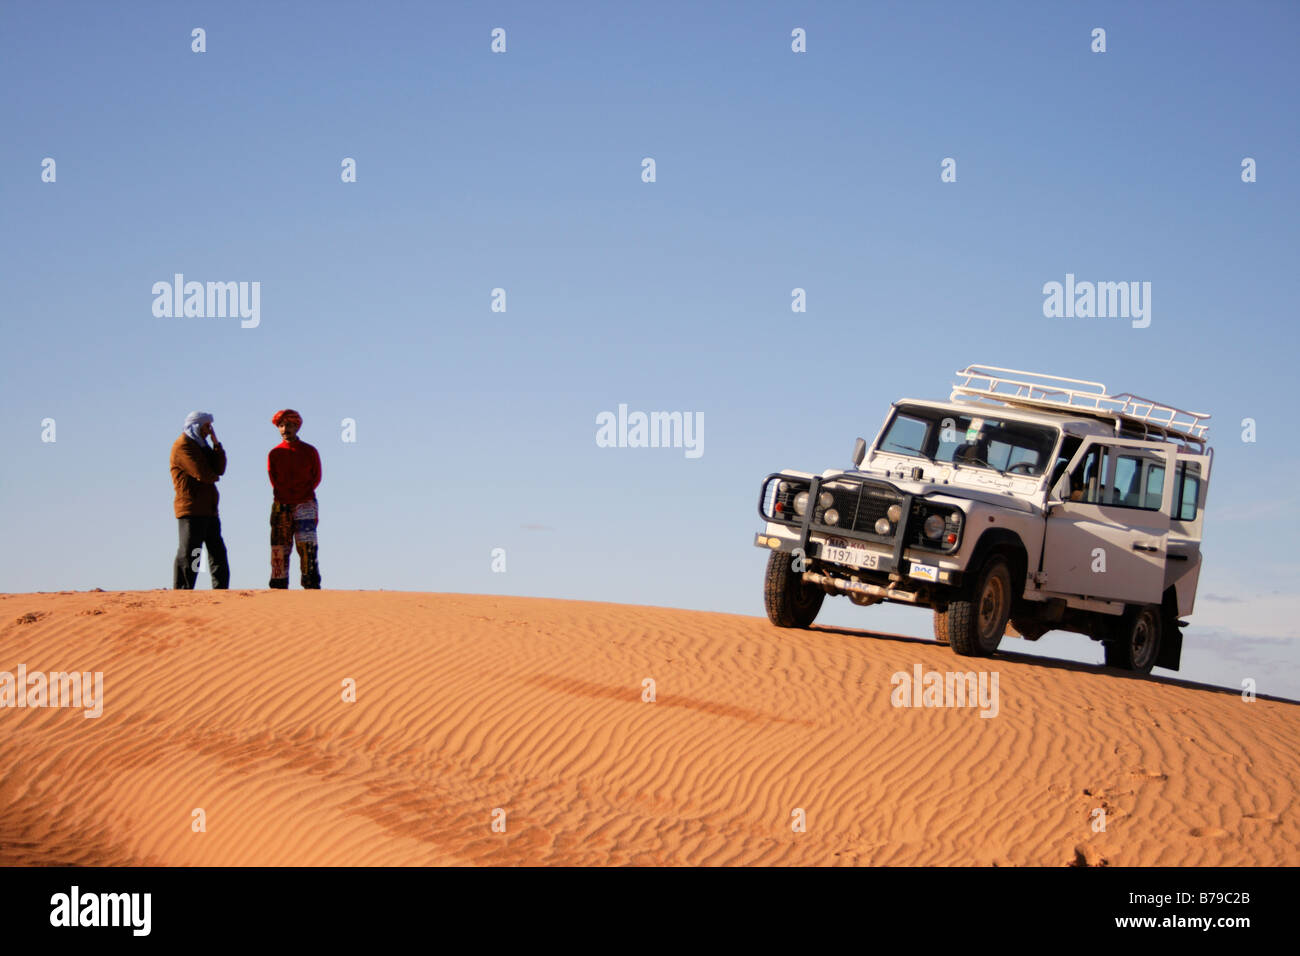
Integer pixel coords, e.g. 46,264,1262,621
892,397,1115,435
928,364,1211,452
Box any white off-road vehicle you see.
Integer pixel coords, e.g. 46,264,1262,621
754,365,1213,674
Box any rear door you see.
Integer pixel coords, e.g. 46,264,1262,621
1040,437,1174,605
1165,450,1212,615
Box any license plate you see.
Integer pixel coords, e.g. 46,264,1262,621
821,537,880,569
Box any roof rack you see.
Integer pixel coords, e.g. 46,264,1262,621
950,364,1210,450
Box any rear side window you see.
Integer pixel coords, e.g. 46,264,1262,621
1175,462,1201,521
1069,445,1168,510
1111,454,1164,510
1144,465,1165,509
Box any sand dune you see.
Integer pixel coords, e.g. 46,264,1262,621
0,589,1295,866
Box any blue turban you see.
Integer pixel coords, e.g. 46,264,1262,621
184,411,213,443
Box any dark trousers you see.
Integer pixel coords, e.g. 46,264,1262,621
174,515,230,589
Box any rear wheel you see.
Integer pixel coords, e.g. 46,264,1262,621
939,555,1012,657
763,550,824,628
1104,605,1162,674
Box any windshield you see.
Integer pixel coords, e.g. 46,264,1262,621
875,405,1059,477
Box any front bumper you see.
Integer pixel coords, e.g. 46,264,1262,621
755,530,896,573
754,530,963,587
755,472,967,597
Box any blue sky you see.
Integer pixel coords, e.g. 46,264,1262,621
2,1,1297,696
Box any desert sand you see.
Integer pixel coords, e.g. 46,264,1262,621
0,589,1294,866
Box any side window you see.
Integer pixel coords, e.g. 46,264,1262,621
1109,452,1165,510
1065,445,1167,509
1113,455,1139,506
1143,464,1165,510
1069,445,1108,503
1050,436,1082,492
1175,462,1201,521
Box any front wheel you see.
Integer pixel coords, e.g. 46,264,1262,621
763,550,824,628
1104,605,1162,674
939,555,1012,657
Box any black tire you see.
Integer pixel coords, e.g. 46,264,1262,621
1104,605,1161,674
932,611,951,644
763,550,824,628
941,555,1012,657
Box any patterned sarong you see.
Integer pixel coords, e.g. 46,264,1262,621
270,500,320,589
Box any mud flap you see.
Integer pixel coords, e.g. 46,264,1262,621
1155,625,1183,671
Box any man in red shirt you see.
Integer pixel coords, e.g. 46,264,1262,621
267,409,322,589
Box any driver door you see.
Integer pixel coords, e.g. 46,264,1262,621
1040,437,1174,605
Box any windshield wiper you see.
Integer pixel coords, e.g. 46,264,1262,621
957,453,1006,475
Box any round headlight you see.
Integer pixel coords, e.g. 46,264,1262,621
793,491,809,515
818,491,834,509
887,504,902,522
875,517,892,535
823,508,839,526
778,481,791,493
923,514,946,539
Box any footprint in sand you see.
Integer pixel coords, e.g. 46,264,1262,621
1129,768,1168,781
1069,843,1110,867
1243,812,1279,824
1189,826,1229,838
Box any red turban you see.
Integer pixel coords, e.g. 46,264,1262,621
272,409,303,427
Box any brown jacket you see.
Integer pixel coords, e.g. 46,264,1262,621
170,434,227,517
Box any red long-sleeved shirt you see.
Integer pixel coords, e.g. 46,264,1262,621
268,440,321,506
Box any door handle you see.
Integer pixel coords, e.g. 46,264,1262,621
1132,543,1161,553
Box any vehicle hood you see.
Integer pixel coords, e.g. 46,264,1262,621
820,468,1041,515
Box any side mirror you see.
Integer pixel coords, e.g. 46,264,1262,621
851,437,867,468
1050,473,1071,503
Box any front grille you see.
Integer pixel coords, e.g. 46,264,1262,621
820,480,902,535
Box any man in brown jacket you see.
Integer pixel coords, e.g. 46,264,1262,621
171,411,230,589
